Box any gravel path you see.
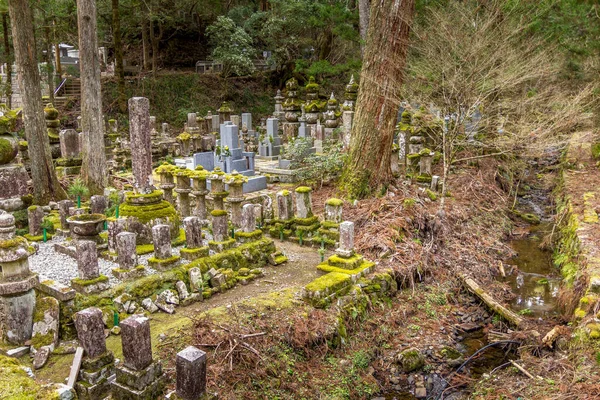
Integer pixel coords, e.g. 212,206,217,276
29,238,181,287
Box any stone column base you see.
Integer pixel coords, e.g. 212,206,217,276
111,361,165,400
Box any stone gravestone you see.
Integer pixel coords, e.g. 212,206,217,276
128,97,153,193
111,315,165,399
148,224,180,270
113,231,145,280
181,216,208,261
71,240,110,294
336,221,354,258
176,346,207,399
74,307,115,400
59,129,81,158
258,118,282,159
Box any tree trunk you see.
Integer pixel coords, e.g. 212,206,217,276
342,0,415,199
112,0,126,113
77,0,107,195
141,6,150,71
358,0,370,56
44,22,54,104
54,20,62,78
149,18,158,75
2,12,12,109
7,0,66,203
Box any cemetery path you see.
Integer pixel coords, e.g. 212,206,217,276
35,240,323,386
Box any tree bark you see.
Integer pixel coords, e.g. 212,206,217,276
44,22,54,103
76,0,107,195
358,0,370,56
54,20,62,78
149,18,159,75
7,0,65,203
342,0,415,199
141,5,150,71
112,0,126,113
2,12,12,108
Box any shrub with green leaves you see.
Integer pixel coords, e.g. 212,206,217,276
206,16,256,77
67,178,90,200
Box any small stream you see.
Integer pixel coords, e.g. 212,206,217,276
503,222,560,318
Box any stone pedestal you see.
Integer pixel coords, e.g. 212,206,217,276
120,190,179,246
113,232,145,280
175,168,192,218
0,211,37,345
148,224,180,270
71,240,109,294
190,166,209,222
27,206,44,236
176,346,207,399
208,168,228,210
181,217,208,261
224,172,246,228
235,203,262,243
111,315,165,400
74,307,115,400
209,210,234,252
293,186,319,240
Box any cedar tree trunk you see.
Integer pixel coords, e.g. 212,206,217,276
342,0,415,199
77,0,107,194
112,0,126,113
2,12,11,108
7,0,66,203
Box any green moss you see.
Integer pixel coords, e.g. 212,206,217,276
294,216,319,226
148,254,181,265
404,198,416,208
0,355,56,399
426,189,438,201
120,200,178,224
136,244,155,255
124,190,164,203
69,213,105,222
317,260,374,276
71,275,109,287
416,174,432,183
234,230,263,240
0,137,16,164
23,233,47,242
0,235,26,249
211,209,228,217
305,272,351,294
295,186,312,193
325,198,343,207
592,143,600,160
27,205,38,211
177,132,192,141
180,247,209,258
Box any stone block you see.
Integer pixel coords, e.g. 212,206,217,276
120,315,153,370
74,308,107,359
176,346,207,399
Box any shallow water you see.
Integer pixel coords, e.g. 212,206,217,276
503,223,560,318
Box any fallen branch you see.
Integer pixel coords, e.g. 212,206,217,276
509,359,542,381
459,274,525,327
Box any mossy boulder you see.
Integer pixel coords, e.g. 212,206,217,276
397,347,425,372
0,135,17,165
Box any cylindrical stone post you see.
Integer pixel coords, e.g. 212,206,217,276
176,346,207,400
27,206,44,236
225,172,245,228
191,167,209,221
58,200,74,230
120,315,153,371
74,307,107,359
184,217,203,249
152,224,172,260
76,240,99,280
241,204,256,233
294,186,313,218
128,97,153,193
208,168,227,210
211,210,228,242
276,190,293,221
116,232,138,270
324,198,343,223
336,221,355,258
90,195,108,215
175,169,192,218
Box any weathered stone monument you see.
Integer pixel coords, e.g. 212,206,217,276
74,307,115,400
148,224,180,270
113,231,145,280
111,315,165,399
176,346,207,399
180,216,208,261
71,240,109,294
0,211,37,344
56,129,82,177
258,118,282,160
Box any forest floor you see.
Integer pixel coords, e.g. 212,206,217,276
30,148,600,399
147,152,600,399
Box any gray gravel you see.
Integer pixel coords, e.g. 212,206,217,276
29,238,182,287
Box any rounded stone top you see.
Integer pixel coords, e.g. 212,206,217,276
0,211,15,227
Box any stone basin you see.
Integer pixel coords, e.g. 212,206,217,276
67,213,106,237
